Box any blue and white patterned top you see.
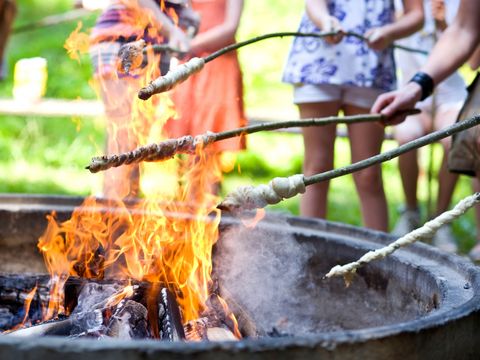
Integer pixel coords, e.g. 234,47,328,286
282,0,397,92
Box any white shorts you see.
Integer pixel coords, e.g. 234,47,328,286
293,83,384,109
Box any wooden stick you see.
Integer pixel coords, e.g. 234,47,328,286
86,109,419,173
217,115,480,214
324,193,480,282
138,31,427,100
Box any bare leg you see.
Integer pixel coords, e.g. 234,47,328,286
469,177,480,261
345,104,388,231
473,178,480,242
434,106,461,215
298,101,341,218
394,113,428,211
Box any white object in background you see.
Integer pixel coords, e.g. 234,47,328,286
82,0,110,11
12,57,48,103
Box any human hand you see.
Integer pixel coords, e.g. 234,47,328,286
365,27,392,51
168,27,191,54
371,82,422,125
431,0,446,25
319,15,344,44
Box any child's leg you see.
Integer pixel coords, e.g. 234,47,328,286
393,113,429,211
298,101,341,218
345,104,388,231
433,105,461,215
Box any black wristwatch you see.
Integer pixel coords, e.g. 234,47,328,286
409,72,435,101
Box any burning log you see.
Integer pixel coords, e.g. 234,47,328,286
183,293,240,341
106,300,149,339
156,288,185,341
86,110,419,173
3,279,188,341
324,192,480,284
218,115,480,214
137,31,428,100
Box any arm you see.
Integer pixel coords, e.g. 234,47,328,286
371,0,480,123
189,0,243,55
469,45,480,70
305,0,343,44
367,0,424,50
431,0,447,31
138,0,190,51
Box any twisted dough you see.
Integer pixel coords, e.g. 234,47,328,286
219,174,306,213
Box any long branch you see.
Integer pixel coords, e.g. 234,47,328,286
138,31,427,100
217,115,480,214
86,110,418,173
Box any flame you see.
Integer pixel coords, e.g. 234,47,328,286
241,209,266,229
2,285,38,333
64,22,90,62
34,0,241,338
105,284,135,309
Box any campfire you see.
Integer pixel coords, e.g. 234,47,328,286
0,2,243,342
2,3,480,358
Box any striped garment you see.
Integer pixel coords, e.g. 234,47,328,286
90,1,173,77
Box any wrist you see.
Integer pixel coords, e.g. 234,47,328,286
409,72,434,101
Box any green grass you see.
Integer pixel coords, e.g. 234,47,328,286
0,1,477,252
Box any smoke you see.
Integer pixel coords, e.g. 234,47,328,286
215,214,331,336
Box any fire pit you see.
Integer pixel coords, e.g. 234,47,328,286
0,194,479,359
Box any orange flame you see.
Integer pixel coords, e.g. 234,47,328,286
64,22,90,62
36,0,241,337
4,285,38,332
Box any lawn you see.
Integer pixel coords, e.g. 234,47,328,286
0,0,477,252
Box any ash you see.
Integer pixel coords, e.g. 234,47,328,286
215,215,341,336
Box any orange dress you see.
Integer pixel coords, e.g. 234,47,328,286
166,0,246,153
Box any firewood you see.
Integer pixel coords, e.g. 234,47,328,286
156,288,185,341
106,300,149,339
206,327,237,341
217,287,258,338
183,317,237,341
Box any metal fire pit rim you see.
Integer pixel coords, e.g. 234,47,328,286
1,194,480,354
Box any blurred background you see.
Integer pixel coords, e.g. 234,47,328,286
0,0,477,251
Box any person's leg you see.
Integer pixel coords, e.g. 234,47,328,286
298,101,341,218
393,113,429,211
0,0,17,80
433,105,461,215
468,177,480,261
427,105,462,252
344,103,388,231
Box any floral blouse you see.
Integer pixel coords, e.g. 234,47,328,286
283,0,397,92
